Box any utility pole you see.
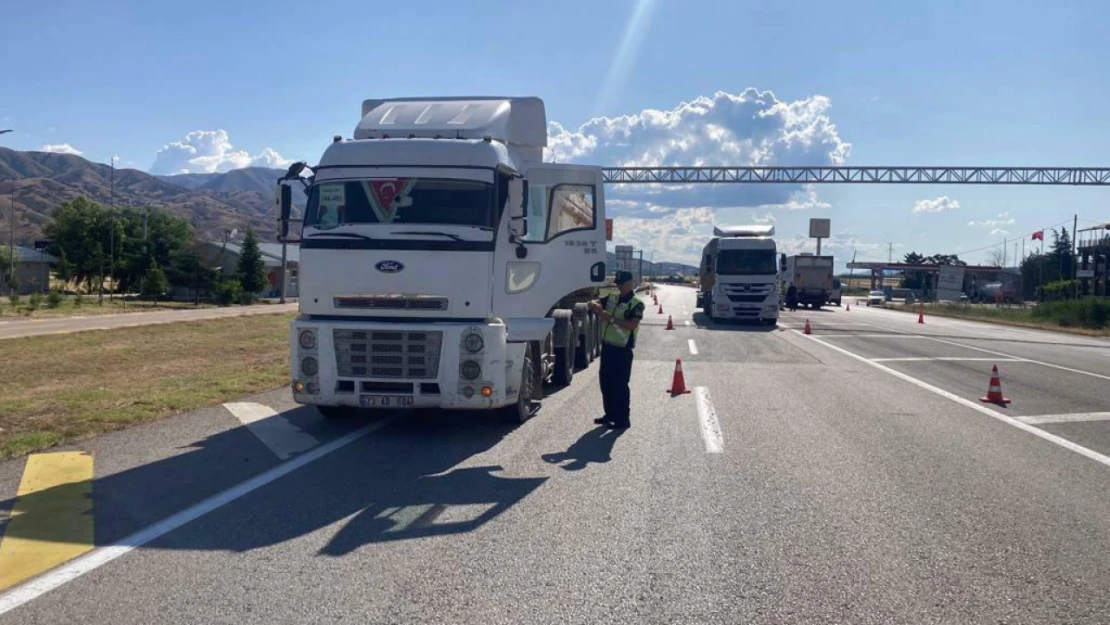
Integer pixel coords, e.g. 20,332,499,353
888,243,892,263
1073,213,1079,298
8,184,14,294
109,158,115,300
637,249,643,286
1003,237,1007,267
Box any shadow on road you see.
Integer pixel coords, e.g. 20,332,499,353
541,426,626,471
0,407,547,557
691,312,780,332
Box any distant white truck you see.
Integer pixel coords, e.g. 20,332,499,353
783,254,835,309
696,225,780,325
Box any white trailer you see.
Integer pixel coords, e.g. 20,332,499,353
783,254,835,309
277,97,608,422
695,225,781,325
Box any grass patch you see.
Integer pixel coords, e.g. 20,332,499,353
0,295,218,319
0,312,295,459
884,299,1110,337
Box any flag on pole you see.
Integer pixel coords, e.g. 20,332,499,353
1031,230,1044,241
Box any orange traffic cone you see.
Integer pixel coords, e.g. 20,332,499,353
665,315,674,330
846,303,850,311
658,304,664,314
803,319,812,335
980,365,1010,406
667,359,691,395
918,308,925,324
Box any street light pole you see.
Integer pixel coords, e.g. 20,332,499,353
8,184,14,294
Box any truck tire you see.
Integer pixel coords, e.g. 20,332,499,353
763,318,777,327
553,319,574,386
317,405,359,419
504,348,535,423
575,318,590,370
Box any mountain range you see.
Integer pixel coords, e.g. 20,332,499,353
0,148,697,272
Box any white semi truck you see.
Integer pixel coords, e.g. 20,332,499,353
695,225,781,325
276,97,608,422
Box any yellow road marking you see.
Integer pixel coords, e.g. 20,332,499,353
0,452,94,591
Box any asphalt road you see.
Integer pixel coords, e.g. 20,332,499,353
0,303,299,340
2,284,1110,623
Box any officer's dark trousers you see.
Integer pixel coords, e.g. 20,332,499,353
599,343,634,426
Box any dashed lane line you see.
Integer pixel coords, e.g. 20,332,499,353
688,339,699,356
1016,412,1110,425
224,402,319,460
870,357,1023,363
694,387,723,454
794,329,1110,471
0,415,400,615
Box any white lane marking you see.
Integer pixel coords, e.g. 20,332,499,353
853,318,1110,384
694,386,723,454
684,320,693,327
688,339,699,355
1017,412,1110,425
224,402,319,460
870,357,1023,363
810,333,929,339
794,330,1110,470
0,415,399,615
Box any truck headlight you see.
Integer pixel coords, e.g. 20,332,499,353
461,360,481,380
301,356,319,376
299,329,317,350
463,332,484,353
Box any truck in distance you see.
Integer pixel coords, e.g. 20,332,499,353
782,254,835,309
696,224,780,325
277,96,609,423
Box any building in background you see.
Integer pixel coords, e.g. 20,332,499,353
197,241,299,299
0,246,58,294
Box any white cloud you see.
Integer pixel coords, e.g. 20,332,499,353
758,185,830,211
751,212,776,224
968,211,1015,228
612,207,719,266
548,88,849,209
989,228,1009,236
912,196,960,214
150,130,292,175
41,143,82,156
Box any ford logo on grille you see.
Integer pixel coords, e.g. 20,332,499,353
375,260,404,273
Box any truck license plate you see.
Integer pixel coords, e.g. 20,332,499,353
359,395,414,408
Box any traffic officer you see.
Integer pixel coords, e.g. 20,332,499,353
589,270,645,429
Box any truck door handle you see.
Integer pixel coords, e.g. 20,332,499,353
590,262,605,283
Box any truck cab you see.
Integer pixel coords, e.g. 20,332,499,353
279,97,608,422
696,225,780,325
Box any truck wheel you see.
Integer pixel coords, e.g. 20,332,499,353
575,319,590,370
317,405,359,419
505,349,535,423
763,318,777,327
553,324,574,386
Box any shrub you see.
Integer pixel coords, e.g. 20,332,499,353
1031,298,1110,329
27,291,42,311
214,280,243,307
46,290,64,308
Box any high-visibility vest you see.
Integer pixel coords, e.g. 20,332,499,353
601,294,644,348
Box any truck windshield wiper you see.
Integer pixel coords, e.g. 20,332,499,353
308,231,374,241
392,231,464,241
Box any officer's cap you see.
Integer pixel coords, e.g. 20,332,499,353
614,271,635,285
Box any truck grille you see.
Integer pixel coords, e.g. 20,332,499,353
333,329,443,379
724,283,774,303
334,295,448,311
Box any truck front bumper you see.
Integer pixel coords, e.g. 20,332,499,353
290,316,521,411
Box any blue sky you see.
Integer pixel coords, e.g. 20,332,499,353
2,0,1108,266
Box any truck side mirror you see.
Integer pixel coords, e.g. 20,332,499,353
276,183,292,240
508,178,528,238
508,177,529,258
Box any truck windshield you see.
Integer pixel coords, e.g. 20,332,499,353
716,250,777,275
304,178,495,230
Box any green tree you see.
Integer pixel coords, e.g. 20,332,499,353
0,247,16,295
166,245,219,305
55,248,74,287
236,228,266,304
141,261,169,302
